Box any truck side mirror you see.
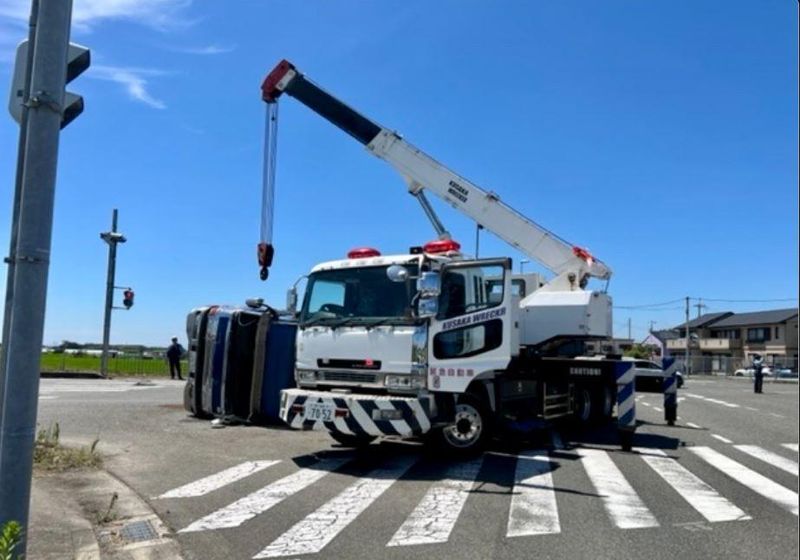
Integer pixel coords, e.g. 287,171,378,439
286,287,298,315
414,271,441,319
417,271,441,297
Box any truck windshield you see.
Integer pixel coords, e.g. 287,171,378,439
300,264,419,327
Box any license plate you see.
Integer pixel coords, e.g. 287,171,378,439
304,401,335,422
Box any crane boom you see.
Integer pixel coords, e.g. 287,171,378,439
262,60,611,289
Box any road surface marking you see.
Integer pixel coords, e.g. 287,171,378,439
636,448,750,523
745,407,759,411
179,458,350,532
768,413,784,418
683,394,739,408
689,447,798,516
782,444,799,452
579,448,659,529
156,461,280,499
38,395,57,400
254,457,417,558
734,446,798,476
506,451,561,537
687,422,702,429
388,457,482,546
711,434,733,444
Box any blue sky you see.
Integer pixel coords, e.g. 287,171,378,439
0,0,797,347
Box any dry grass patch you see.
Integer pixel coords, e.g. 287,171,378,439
33,423,102,472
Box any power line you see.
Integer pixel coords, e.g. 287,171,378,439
700,297,798,303
614,298,685,310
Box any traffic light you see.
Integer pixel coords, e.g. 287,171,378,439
122,289,134,309
61,42,90,128
7,40,90,128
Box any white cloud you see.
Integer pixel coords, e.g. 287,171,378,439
0,0,193,31
172,43,236,55
90,65,167,109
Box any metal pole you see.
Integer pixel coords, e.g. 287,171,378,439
0,0,39,458
685,296,690,376
100,209,118,377
475,224,482,258
628,317,632,340
0,1,74,552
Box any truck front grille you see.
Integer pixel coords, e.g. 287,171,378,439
318,371,379,384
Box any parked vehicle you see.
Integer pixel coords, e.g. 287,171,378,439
629,359,683,390
734,366,773,377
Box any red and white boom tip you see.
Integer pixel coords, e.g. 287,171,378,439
261,59,296,102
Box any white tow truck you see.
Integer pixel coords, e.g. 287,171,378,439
262,60,647,454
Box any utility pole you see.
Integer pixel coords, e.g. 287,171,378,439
0,0,39,457
100,209,126,377
649,320,656,333
627,317,632,340
520,259,530,274
0,0,75,551
685,296,691,375
694,298,707,319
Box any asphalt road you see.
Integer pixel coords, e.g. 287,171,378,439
36,376,799,560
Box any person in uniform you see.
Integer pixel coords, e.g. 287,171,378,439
166,336,185,380
752,354,764,394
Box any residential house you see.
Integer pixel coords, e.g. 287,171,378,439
665,308,798,373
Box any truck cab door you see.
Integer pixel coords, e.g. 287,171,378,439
427,258,513,393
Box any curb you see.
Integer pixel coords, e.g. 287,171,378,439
40,371,105,379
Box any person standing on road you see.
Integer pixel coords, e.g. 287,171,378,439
166,336,185,380
752,354,764,394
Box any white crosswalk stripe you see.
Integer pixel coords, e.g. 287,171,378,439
388,457,482,546
179,458,350,533
506,451,560,537
156,461,280,499
637,448,750,523
578,448,659,529
254,457,417,558
689,446,799,516
734,445,798,476
168,442,800,553
38,379,163,398
781,443,799,452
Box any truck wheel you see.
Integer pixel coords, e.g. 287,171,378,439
594,385,615,422
328,431,377,448
438,393,492,456
574,387,592,424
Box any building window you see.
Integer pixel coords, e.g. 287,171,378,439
775,326,780,339
746,327,771,343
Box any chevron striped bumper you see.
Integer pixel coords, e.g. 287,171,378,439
279,389,433,437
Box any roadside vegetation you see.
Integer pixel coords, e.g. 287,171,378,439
33,423,102,472
40,353,187,377
0,521,22,560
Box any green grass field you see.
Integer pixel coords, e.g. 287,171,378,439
40,353,188,377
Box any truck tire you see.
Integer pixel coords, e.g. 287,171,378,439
328,431,376,448
574,386,592,424
594,385,615,423
437,393,492,456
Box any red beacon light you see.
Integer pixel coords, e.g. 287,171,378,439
347,247,381,259
423,239,461,254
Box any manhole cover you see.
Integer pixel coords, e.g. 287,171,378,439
120,519,159,543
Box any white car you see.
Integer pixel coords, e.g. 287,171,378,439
631,360,684,389
734,366,773,377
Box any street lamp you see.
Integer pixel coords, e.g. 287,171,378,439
519,259,530,274
100,209,126,377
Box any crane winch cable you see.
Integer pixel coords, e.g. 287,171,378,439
258,101,279,280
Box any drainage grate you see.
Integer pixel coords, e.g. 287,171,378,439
120,519,159,543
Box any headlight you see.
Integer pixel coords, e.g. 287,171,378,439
385,374,426,390
296,369,317,383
